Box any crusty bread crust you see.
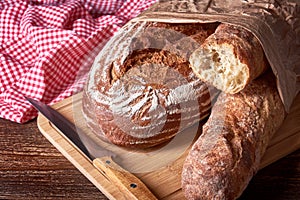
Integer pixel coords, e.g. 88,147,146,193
82,22,219,148
181,72,285,200
190,23,268,94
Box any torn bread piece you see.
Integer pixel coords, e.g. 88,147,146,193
190,23,268,94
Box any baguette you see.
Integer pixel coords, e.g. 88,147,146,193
190,23,268,94
181,72,286,200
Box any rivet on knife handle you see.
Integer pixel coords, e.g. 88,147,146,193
93,156,157,200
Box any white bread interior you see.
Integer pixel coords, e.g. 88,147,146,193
190,42,249,94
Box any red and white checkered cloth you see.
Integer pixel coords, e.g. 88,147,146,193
0,0,158,123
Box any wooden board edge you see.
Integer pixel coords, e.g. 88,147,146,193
36,113,128,200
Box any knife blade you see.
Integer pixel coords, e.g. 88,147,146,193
25,96,157,200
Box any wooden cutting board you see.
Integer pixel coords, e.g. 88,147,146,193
37,92,300,200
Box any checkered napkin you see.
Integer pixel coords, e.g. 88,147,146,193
0,0,157,123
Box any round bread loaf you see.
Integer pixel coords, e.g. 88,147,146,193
82,22,219,148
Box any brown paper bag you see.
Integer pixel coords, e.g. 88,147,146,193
133,0,300,112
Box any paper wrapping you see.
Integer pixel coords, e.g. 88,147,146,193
132,0,300,112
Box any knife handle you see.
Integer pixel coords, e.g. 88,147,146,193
93,156,158,200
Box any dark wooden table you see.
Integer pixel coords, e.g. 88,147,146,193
0,117,299,200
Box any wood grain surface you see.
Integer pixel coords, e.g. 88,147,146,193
0,94,299,199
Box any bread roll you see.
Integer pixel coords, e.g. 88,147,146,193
181,72,285,200
190,23,268,94
82,22,219,148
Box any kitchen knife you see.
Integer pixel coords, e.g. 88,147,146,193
25,96,157,200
